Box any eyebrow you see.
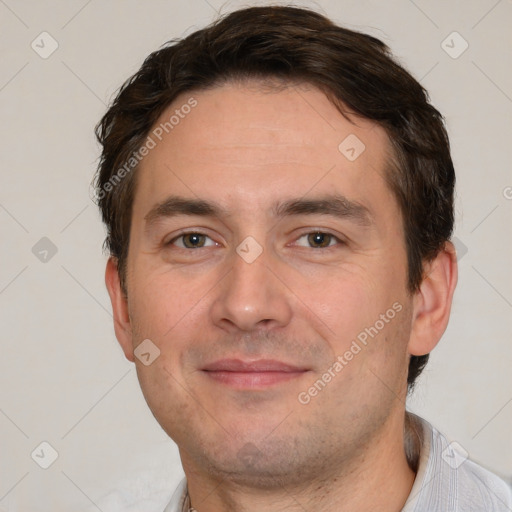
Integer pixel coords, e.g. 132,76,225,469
144,194,373,232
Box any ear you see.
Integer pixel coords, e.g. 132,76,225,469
105,257,134,362
408,241,458,356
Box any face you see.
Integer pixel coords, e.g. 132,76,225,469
112,81,418,486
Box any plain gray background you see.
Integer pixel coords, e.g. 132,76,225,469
0,0,511,510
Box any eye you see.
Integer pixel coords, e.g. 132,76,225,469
295,232,341,249
168,232,217,249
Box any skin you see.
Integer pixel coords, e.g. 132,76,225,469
106,81,457,511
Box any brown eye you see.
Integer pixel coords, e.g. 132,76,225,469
182,233,206,248
306,232,334,248
169,232,215,249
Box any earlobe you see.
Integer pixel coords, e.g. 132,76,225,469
408,241,458,357
105,257,135,362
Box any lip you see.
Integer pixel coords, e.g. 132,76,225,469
201,358,309,389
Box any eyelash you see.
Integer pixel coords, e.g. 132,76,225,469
166,230,346,250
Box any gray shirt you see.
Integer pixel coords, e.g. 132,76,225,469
163,415,512,512
402,416,512,511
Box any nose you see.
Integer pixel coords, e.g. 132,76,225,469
210,246,293,333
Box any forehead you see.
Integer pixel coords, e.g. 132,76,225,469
133,81,396,221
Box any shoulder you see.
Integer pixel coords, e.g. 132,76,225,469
85,471,184,512
404,413,512,512
447,446,512,510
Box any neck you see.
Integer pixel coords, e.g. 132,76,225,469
182,411,420,512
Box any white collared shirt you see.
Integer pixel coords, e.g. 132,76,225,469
401,416,512,511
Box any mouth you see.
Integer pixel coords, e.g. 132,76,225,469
201,358,310,389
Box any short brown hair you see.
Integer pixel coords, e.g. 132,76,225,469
94,6,455,390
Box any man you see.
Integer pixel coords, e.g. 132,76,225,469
94,5,512,511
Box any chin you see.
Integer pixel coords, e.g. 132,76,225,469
188,432,320,489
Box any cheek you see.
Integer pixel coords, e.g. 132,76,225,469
359,301,413,392
306,270,386,341
311,274,411,380
135,359,198,442
128,264,211,341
